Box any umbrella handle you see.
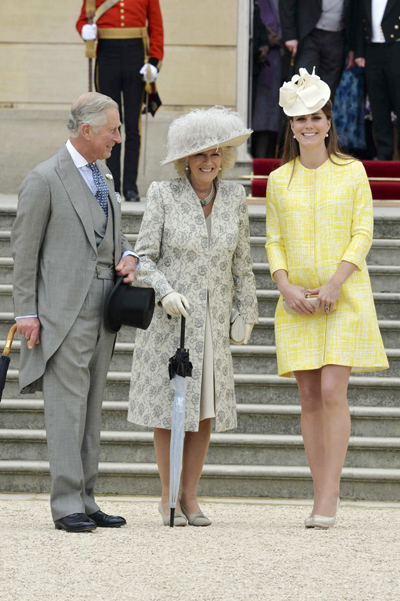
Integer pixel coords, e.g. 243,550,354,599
180,316,185,349
3,324,17,357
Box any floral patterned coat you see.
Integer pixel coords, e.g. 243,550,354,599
127,177,259,432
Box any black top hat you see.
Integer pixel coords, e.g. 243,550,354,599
105,276,155,333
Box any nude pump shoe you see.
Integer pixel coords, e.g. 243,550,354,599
305,498,340,529
158,502,187,527
180,503,212,527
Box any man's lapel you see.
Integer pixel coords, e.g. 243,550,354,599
384,0,398,19
55,145,97,253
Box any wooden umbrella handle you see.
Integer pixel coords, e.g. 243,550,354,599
3,323,17,357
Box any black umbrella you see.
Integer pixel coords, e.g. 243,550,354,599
0,324,17,402
168,316,193,527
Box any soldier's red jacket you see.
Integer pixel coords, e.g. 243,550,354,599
76,0,164,68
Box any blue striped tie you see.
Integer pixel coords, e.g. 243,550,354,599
87,163,109,218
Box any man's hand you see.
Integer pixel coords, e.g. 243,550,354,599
81,24,97,41
285,39,298,57
16,317,41,349
355,57,365,68
345,50,355,70
139,63,158,83
116,255,137,284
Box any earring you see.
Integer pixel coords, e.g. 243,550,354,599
326,133,329,138
219,167,222,171
293,135,296,139
185,166,189,171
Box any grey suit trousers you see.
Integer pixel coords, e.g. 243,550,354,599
42,275,116,521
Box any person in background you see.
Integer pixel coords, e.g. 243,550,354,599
266,68,388,529
128,107,258,527
279,0,355,100
252,0,283,158
355,0,400,160
77,0,164,201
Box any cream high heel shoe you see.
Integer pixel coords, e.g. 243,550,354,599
305,498,340,530
158,502,187,527
180,503,212,527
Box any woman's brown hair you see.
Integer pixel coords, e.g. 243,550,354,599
280,100,355,184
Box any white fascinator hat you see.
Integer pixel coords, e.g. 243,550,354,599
279,67,331,117
160,106,252,166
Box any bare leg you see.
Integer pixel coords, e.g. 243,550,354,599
294,369,324,515
153,427,182,513
180,418,212,514
316,364,351,517
154,419,212,514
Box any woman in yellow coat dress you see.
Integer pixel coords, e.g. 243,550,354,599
266,68,388,529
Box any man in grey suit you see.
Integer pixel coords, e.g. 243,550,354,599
11,92,139,532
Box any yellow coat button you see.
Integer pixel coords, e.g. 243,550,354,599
390,34,395,38
121,15,125,19
395,25,399,29
121,22,125,27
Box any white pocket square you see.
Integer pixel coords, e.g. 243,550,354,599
105,173,113,180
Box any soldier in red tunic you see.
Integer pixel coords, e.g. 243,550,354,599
77,0,164,201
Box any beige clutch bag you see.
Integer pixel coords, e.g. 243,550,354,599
230,305,246,344
283,294,336,315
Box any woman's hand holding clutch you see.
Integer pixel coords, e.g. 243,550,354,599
280,283,315,316
161,292,190,318
307,280,341,314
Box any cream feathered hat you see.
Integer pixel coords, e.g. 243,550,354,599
279,67,331,117
160,106,252,166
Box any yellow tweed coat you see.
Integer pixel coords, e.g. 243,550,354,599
266,157,389,378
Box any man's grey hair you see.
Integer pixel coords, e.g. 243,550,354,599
67,92,119,137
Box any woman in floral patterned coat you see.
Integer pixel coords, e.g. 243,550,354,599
128,107,259,526
266,69,388,530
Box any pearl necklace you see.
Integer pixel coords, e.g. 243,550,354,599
198,182,216,207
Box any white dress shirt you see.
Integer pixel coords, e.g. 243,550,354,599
371,0,388,42
16,141,139,320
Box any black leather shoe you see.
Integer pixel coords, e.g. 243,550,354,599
88,510,127,528
54,513,96,532
124,190,140,202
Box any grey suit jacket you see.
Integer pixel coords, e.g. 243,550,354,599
11,144,132,393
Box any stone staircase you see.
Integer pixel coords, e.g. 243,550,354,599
1,200,400,501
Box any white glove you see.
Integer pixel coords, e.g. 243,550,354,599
139,63,158,83
161,292,190,318
243,323,254,345
82,24,97,41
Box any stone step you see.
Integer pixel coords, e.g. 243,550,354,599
1,313,399,349
2,399,400,438
2,283,400,320
246,214,400,239
0,232,11,257
252,263,400,293
2,258,400,293
2,205,400,238
3,341,400,378
249,237,400,265
0,460,399,500
255,290,400,320
3,368,400,407
1,428,400,470
2,230,399,266
250,317,400,348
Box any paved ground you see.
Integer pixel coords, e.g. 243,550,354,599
0,495,399,601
